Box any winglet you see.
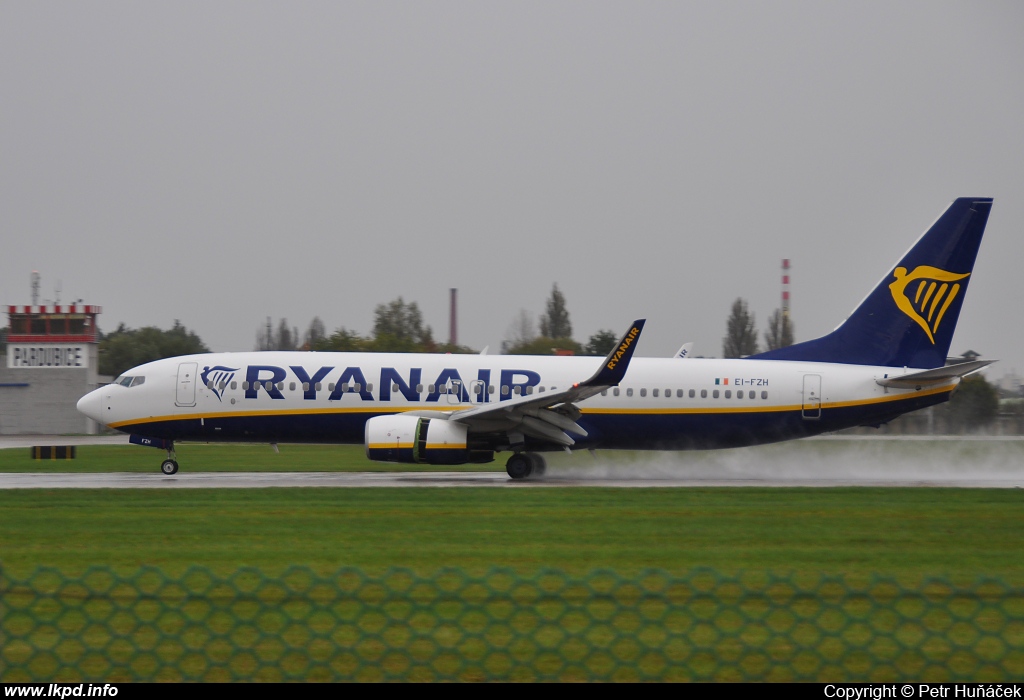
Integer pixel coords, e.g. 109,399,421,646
586,319,646,387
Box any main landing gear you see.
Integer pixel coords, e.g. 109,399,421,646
505,452,546,480
160,443,178,475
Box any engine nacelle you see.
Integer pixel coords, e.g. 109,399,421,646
366,414,490,465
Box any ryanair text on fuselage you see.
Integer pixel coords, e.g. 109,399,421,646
227,365,541,403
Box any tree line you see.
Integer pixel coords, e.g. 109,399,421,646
722,298,794,359
256,297,473,355
501,284,620,357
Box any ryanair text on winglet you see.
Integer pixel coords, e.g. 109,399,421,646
606,327,641,371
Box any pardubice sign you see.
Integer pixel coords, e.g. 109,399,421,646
7,344,89,369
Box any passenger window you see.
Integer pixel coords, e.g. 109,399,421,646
265,381,273,390
640,388,647,397
652,389,658,397
277,382,284,391
737,391,743,399
724,390,731,398
689,389,695,398
207,381,215,390
502,386,509,396
393,384,400,392
218,381,226,390
761,391,768,399
539,386,546,393
700,389,707,398
526,386,533,395
290,382,296,391
428,385,435,393
613,388,620,397
713,390,720,398
302,382,309,392
514,386,522,395
601,389,607,396
367,384,373,392
665,388,671,397
242,381,249,390
488,385,495,395
354,383,362,392
231,381,237,390
626,388,633,397
328,383,335,391
416,384,423,393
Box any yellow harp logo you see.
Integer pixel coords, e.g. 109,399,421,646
889,266,970,344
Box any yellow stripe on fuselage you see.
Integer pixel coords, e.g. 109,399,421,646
582,382,955,415
108,383,956,430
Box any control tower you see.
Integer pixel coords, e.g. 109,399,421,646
1,299,104,434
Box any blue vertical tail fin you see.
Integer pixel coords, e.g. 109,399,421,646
751,197,992,368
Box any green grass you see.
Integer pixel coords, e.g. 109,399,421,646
1,487,1022,581
3,440,1023,681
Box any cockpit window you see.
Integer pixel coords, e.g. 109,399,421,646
113,376,145,388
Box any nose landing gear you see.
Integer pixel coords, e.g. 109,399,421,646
160,443,178,475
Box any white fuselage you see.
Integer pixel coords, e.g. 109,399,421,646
78,352,956,452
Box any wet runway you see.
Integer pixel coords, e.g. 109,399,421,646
1,434,1021,489
0,470,1021,489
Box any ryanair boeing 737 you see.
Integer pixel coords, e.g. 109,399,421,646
77,198,995,479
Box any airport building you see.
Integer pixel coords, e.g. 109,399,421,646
0,303,104,435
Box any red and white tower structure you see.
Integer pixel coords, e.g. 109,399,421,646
781,259,791,319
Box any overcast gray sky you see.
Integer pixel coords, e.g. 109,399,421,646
3,1,1023,377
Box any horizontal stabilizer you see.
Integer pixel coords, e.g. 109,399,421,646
875,359,995,388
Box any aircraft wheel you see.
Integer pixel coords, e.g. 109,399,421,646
161,459,179,475
506,453,533,480
528,453,547,477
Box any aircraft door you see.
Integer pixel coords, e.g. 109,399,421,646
802,374,821,420
175,362,198,407
470,380,486,404
446,379,463,405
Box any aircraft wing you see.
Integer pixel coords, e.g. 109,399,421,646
446,319,646,447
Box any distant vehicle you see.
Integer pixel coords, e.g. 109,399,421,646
78,198,994,479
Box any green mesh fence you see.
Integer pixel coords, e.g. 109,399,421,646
2,567,1022,682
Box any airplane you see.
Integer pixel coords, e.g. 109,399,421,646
674,343,694,359
77,197,995,479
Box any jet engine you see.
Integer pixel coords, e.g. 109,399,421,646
365,415,492,465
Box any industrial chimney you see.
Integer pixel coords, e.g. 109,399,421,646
449,288,458,347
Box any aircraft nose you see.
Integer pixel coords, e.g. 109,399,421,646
76,389,107,423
